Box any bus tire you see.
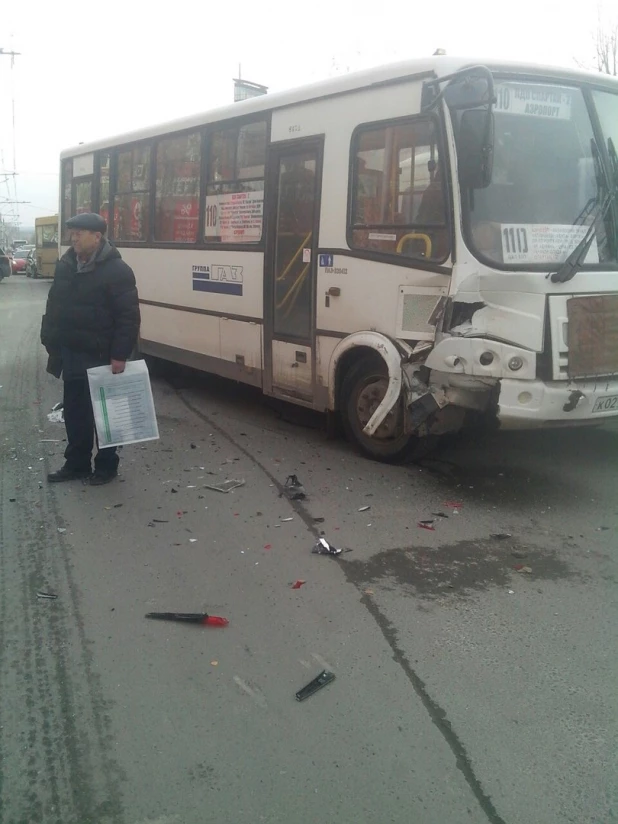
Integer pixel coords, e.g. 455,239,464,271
341,356,437,464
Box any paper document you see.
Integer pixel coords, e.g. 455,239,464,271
87,359,159,448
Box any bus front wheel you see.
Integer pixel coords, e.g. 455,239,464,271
341,357,436,464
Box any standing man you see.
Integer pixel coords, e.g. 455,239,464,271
41,213,140,486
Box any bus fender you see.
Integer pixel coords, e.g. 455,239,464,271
328,332,407,437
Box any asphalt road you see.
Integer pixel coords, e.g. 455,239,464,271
1,275,616,824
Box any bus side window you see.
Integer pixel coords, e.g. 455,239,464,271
155,132,201,243
205,120,267,245
61,159,72,242
112,144,151,242
350,117,450,263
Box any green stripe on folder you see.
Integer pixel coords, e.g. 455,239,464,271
100,387,112,443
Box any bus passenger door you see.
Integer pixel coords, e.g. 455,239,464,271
264,139,323,404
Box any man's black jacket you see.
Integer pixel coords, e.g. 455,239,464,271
41,240,140,377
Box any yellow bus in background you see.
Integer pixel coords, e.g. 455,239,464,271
32,215,59,278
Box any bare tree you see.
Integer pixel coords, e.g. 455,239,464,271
575,5,618,75
594,14,617,75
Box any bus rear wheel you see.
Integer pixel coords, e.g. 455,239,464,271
341,357,436,464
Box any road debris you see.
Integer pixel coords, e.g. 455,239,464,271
312,517,325,523
284,475,306,500
358,505,371,512
432,512,448,518
312,537,342,556
57,528,66,534
491,533,512,540
444,501,463,509
204,479,245,493
291,580,306,589
295,670,335,702
36,591,58,600
39,439,61,443
145,612,229,627
152,519,169,523
514,565,532,573
189,538,197,543
47,402,64,423
418,520,436,531
281,517,294,522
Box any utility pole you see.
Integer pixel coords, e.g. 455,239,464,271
0,48,21,60
0,46,21,238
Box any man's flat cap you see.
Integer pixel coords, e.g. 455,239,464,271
66,213,107,233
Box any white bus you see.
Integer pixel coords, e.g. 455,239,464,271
59,56,618,462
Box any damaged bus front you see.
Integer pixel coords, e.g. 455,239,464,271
396,65,618,441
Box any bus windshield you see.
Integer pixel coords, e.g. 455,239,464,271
462,80,618,269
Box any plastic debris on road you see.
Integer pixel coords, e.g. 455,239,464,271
312,537,342,556
145,612,229,627
358,505,371,512
284,475,306,500
491,533,512,540
291,580,306,589
295,670,335,701
514,565,532,573
47,402,64,424
418,520,436,531
36,591,58,600
204,479,245,493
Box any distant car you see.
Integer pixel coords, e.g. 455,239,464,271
11,251,28,274
0,247,11,281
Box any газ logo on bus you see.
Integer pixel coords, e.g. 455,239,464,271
192,264,244,296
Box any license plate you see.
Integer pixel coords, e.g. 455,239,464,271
592,395,618,413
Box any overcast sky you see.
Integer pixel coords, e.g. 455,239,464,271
0,0,610,226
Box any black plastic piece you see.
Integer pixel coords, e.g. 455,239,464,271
295,670,336,702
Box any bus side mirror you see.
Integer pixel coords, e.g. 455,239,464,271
457,109,494,189
444,75,492,110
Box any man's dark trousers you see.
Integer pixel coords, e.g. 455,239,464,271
63,379,118,473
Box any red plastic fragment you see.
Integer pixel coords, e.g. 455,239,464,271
203,615,229,627
513,564,524,571
444,501,463,508
417,521,435,531
291,580,306,589
264,544,272,550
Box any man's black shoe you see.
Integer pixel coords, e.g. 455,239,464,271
89,471,118,486
47,466,91,483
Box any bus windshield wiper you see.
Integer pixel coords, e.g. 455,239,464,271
550,187,615,284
